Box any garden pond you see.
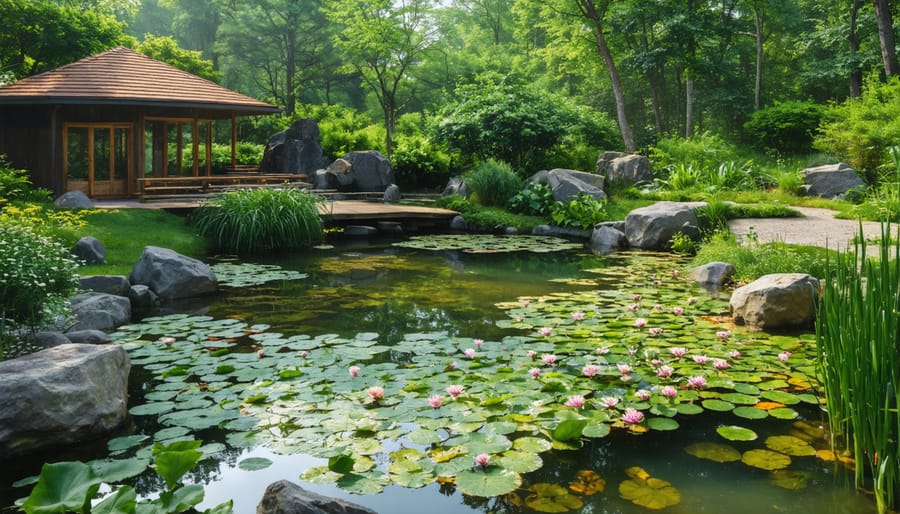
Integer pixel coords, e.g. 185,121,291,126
0,235,876,513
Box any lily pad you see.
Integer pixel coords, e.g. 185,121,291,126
618,467,681,510
568,470,605,496
684,442,741,463
716,425,758,441
237,457,273,471
525,483,584,512
764,435,816,457
768,407,799,420
769,470,811,490
646,417,679,431
732,406,768,420
741,449,791,470
456,467,522,497
393,234,583,253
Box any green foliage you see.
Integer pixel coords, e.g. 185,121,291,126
670,232,698,255
0,155,52,204
509,183,555,217
816,225,900,513
21,440,232,514
434,196,546,232
649,132,741,174
0,219,80,357
136,34,220,82
206,143,265,173
430,75,586,174
464,159,522,207
549,194,607,230
391,119,452,190
294,105,380,158
815,77,900,179
743,101,826,156
191,189,324,254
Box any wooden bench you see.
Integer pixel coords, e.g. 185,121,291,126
138,174,309,201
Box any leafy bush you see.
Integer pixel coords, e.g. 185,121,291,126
206,143,265,173
550,194,607,229
242,106,380,158
0,220,80,358
191,189,324,254
434,195,546,232
509,182,555,217
464,159,522,207
649,132,740,173
815,77,900,179
0,155,51,204
743,101,826,156
391,126,452,190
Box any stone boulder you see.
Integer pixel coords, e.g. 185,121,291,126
340,151,394,192
528,169,606,203
72,236,106,264
624,202,701,250
442,176,470,198
54,191,93,210
383,184,401,203
450,215,467,231
730,273,820,329
128,284,160,319
80,275,130,296
259,119,329,175
314,159,350,190
257,480,378,514
590,223,627,254
65,330,113,345
532,225,591,239
690,262,735,292
800,163,866,199
0,344,130,456
33,331,71,349
69,292,132,332
596,152,653,184
129,246,218,301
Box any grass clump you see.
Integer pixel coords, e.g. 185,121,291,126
464,159,522,207
436,195,545,232
816,224,900,514
191,188,323,254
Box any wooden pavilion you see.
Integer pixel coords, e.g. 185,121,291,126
0,47,282,199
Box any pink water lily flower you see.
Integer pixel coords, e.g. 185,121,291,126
687,296,698,305
299,350,309,358
474,453,491,469
529,367,541,378
633,294,642,302
693,355,710,365
716,330,731,340
473,339,484,348
542,354,557,366
648,327,664,337
778,351,792,362
565,395,586,408
670,347,687,358
582,364,601,377
539,327,553,337
160,337,175,345
712,358,730,370
463,348,476,359
616,363,632,374
601,396,619,408
622,408,644,424
656,365,674,379
571,311,586,321
446,384,464,399
428,394,443,409
367,386,385,400
257,350,265,358
522,299,531,307
633,318,647,328
660,385,678,398
672,306,684,315
729,349,742,359
595,346,611,355
653,304,663,311
687,376,707,388
620,374,633,382
627,303,640,312
527,350,537,360
349,365,360,377
635,389,651,401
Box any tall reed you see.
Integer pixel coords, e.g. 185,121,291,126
816,222,900,513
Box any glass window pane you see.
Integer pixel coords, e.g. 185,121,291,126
66,127,89,180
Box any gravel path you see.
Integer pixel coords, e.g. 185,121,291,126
727,206,886,253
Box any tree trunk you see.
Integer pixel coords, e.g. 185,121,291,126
593,27,636,152
872,0,900,77
753,3,763,111
850,0,863,97
685,77,694,138
285,29,297,116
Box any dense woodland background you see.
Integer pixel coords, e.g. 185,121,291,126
1,0,899,187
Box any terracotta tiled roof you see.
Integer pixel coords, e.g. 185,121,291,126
0,46,280,115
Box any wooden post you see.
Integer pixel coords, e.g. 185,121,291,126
230,112,237,171
192,119,199,176
205,120,212,176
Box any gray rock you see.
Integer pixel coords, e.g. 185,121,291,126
343,225,378,237
442,176,470,198
801,163,866,199
730,273,820,329
69,292,132,332
596,152,653,184
259,119,329,175
690,262,735,291
383,184,401,203
128,285,160,320
590,225,627,253
531,225,591,239
72,236,106,264
79,275,130,296
340,151,394,192
313,169,337,190
624,202,701,250
257,480,378,514
450,215,467,231
0,344,130,457
54,191,93,210
597,220,625,232
65,330,112,345
543,168,606,203
129,246,218,300
33,331,71,348
503,226,519,235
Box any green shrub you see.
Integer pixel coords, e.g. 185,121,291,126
743,101,826,156
550,194,607,229
464,159,522,207
191,189,324,254
509,182,555,217
206,142,265,173
391,133,452,190
815,77,900,179
649,132,740,173
0,219,80,358
434,195,546,232
0,155,51,204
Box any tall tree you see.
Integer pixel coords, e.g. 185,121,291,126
136,34,220,82
325,0,441,157
872,0,899,77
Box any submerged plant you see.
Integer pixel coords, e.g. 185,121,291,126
816,223,900,513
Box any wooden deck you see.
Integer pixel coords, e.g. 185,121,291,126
91,198,458,228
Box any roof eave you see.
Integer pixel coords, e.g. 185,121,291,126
0,97,282,116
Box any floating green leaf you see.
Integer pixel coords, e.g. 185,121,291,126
552,419,587,442
768,408,799,420
238,457,273,471
394,234,583,253
456,467,522,497
764,435,816,457
684,442,741,463
647,417,679,431
618,467,681,510
716,425,758,441
20,461,102,513
733,406,768,420
741,449,792,470
568,470,605,496
525,483,584,512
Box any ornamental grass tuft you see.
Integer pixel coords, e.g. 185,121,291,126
191,188,324,254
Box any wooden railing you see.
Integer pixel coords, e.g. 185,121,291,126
138,174,310,201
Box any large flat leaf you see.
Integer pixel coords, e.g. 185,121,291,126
456,467,522,497
20,462,101,514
